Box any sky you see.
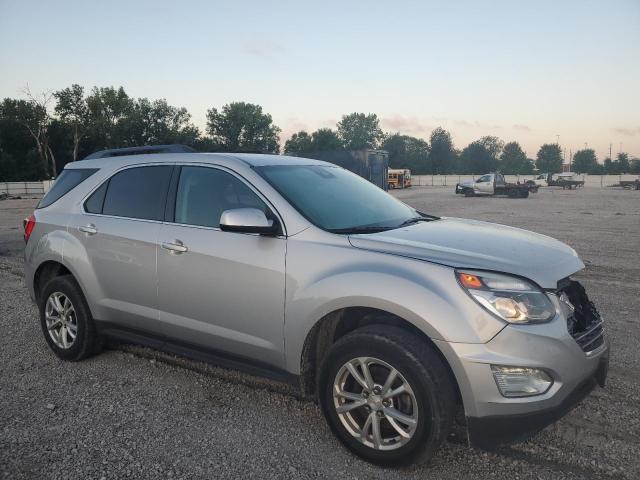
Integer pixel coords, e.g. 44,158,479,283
1,0,639,160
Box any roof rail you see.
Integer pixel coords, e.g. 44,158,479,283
83,144,195,160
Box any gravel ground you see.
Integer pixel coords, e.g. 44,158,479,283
0,187,638,480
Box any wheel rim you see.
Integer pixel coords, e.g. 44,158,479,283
333,357,419,451
45,292,78,349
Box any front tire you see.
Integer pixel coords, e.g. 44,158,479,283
39,275,100,361
319,325,455,466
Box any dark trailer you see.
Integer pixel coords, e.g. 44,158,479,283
295,149,389,190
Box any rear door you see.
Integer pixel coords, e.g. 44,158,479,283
156,165,286,368
69,164,173,334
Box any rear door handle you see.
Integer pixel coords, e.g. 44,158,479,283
79,224,97,235
161,241,188,254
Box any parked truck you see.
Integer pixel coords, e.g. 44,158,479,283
456,173,537,198
529,172,585,189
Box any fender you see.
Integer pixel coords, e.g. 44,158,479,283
283,236,505,374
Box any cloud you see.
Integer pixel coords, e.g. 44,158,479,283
380,115,434,136
613,127,640,136
512,124,531,132
454,119,502,130
241,39,286,57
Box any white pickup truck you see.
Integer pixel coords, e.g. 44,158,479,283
456,173,537,198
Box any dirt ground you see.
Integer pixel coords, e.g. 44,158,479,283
1,186,639,479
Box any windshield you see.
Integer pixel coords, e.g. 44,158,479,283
256,165,425,233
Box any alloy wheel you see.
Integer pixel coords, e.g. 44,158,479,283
333,357,419,451
45,292,78,349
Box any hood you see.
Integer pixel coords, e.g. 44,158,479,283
348,218,584,289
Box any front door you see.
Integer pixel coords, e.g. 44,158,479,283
156,165,286,368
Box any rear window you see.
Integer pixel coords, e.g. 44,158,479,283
37,168,98,209
101,165,173,221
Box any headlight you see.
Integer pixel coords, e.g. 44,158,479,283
456,270,556,323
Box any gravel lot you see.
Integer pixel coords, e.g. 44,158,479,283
1,187,639,479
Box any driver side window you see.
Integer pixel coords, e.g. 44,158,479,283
174,166,267,228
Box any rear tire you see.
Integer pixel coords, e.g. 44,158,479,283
319,325,455,466
39,275,100,361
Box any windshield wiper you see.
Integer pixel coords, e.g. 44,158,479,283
328,226,392,234
394,215,437,228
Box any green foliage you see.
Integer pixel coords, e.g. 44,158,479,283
382,134,430,173
337,113,383,150
428,127,456,174
310,128,343,151
536,144,563,173
284,131,313,154
572,149,598,174
500,141,532,174
206,102,280,153
631,158,640,174
616,152,630,173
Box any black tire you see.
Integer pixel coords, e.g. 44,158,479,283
318,325,456,466
464,188,474,197
39,275,100,361
519,189,529,198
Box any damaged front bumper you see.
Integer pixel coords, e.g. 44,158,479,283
434,281,609,449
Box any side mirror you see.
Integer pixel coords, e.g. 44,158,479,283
219,208,279,235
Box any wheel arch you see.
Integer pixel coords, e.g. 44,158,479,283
299,306,463,408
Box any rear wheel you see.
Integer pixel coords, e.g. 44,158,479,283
319,325,455,466
39,275,100,361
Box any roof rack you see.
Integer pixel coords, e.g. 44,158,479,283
83,144,195,160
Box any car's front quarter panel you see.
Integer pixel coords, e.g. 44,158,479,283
283,228,507,374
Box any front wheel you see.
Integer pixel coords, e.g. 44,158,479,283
319,326,455,466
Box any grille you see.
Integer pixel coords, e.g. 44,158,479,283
560,280,604,353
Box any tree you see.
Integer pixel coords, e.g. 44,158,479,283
616,152,630,173
86,86,133,149
284,131,313,154
572,149,598,174
54,84,88,161
337,113,383,150
631,158,640,174
500,141,532,174
429,127,456,174
536,144,563,173
122,98,200,147
0,92,56,177
603,157,615,174
311,128,343,151
206,102,280,153
382,133,430,173
459,141,495,174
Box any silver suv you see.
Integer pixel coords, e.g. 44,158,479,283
24,151,609,465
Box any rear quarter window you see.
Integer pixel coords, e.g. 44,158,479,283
37,168,99,209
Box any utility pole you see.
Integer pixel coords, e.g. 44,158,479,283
556,134,560,145
584,142,588,149
609,143,612,160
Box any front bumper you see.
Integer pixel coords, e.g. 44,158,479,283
467,348,608,448
434,291,609,448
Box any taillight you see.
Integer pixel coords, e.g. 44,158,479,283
23,214,36,243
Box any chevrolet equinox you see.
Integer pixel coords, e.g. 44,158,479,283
24,151,609,465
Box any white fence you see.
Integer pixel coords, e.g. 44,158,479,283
411,174,639,188
0,180,53,196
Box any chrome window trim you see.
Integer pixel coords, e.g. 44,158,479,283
79,161,288,236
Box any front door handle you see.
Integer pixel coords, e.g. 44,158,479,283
79,224,97,235
161,240,188,254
